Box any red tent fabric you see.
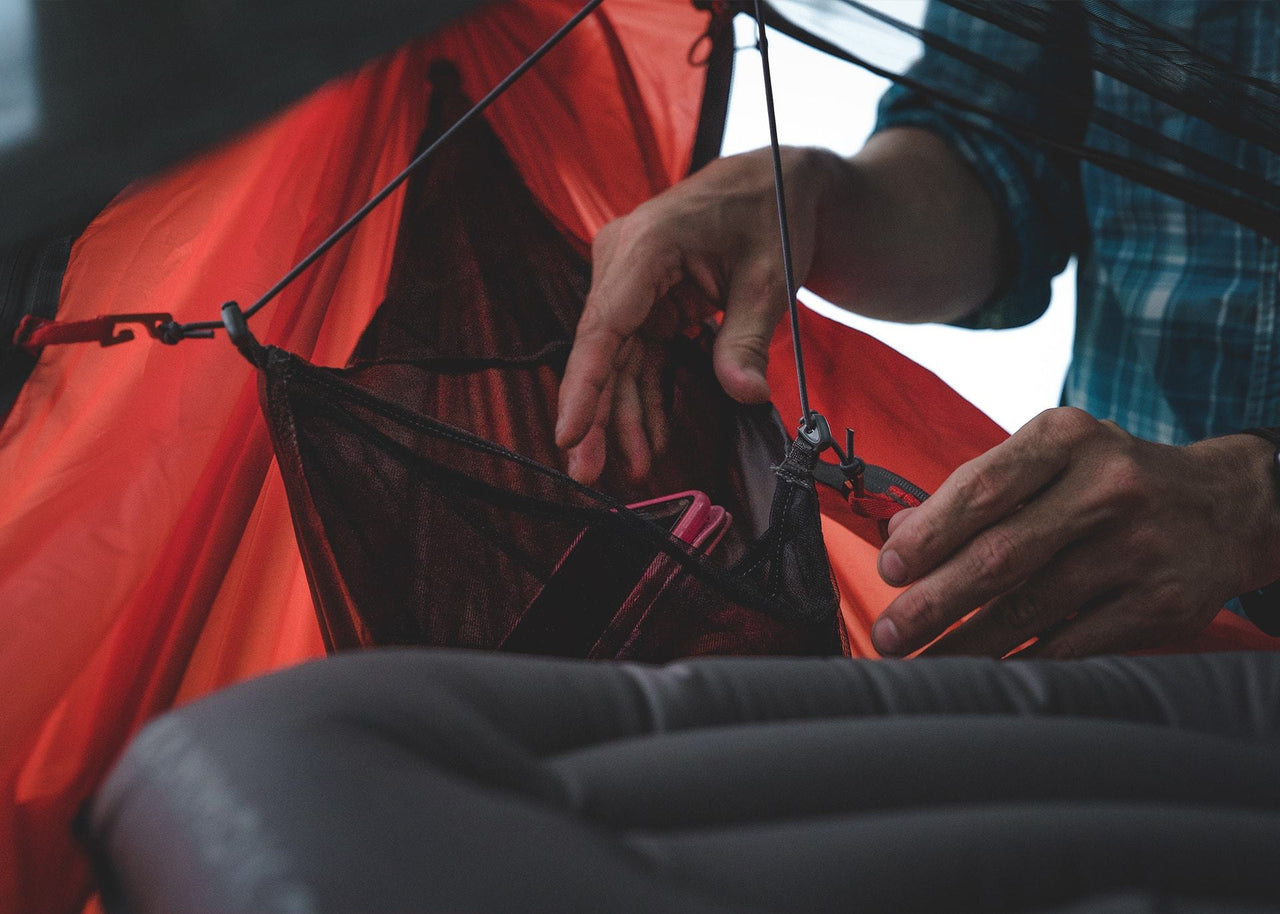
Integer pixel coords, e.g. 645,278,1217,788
1,2,1276,911
0,4,712,911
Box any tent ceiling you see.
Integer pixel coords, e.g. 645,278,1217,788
0,0,490,247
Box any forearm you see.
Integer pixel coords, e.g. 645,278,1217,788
804,127,1008,324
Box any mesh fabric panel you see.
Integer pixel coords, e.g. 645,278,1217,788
255,66,840,658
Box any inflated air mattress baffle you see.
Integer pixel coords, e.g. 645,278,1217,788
87,650,1280,914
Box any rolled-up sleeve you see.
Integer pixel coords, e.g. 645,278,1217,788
874,1,1087,329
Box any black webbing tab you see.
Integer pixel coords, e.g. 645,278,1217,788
730,425,840,625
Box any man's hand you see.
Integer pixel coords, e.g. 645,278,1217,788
555,147,832,484
872,408,1280,658
555,129,1006,484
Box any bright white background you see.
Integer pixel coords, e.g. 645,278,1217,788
720,4,1074,433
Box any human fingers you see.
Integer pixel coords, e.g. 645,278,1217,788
921,541,1116,657
873,473,1095,657
557,221,682,451
1022,590,1177,659
558,312,623,454
610,339,673,482
873,411,1120,656
880,407,1100,583
878,408,1098,589
711,263,785,404
885,505,916,538
565,371,617,485
566,422,607,485
611,340,654,481
639,345,667,460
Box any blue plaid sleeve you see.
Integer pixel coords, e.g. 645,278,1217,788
873,1,1088,329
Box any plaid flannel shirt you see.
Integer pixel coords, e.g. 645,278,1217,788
875,0,1280,446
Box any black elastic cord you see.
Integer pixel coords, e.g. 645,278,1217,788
163,0,606,343
751,0,813,432
837,0,1280,211
938,0,1280,156
754,5,1280,245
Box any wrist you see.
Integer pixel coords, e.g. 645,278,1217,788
1226,429,1280,634
1192,432,1280,593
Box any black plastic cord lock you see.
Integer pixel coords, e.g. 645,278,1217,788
798,411,833,450
220,301,250,344
801,413,868,497
218,300,264,366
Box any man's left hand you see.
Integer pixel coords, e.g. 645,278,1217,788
871,407,1280,658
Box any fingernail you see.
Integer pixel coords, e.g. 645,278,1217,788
879,549,906,586
872,616,903,656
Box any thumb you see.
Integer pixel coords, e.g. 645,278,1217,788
712,270,783,404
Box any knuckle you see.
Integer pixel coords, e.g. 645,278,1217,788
1143,582,1186,620
909,512,952,561
900,585,948,635
952,463,1002,513
1035,406,1097,445
970,527,1019,578
1096,450,1147,506
889,509,936,559
578,370,609,397
719,329,771,363
993,590,1046,630
596,208,667,266
617,200,659,238
1119,524,1160,560
574,302,625,344
736,262,786,308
